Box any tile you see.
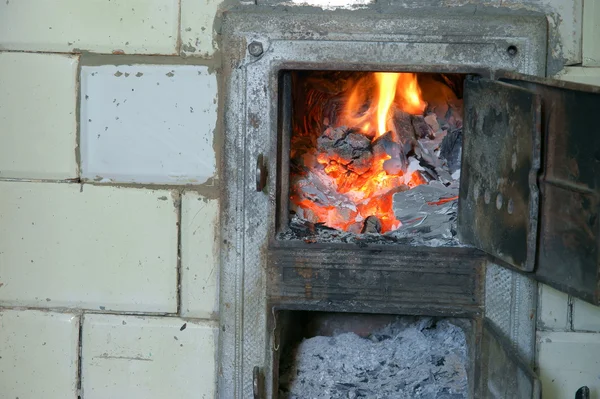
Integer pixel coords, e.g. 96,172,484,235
82,314,217,399
583,0,600,66
537,331,600,399
181,0,222,57
0,181,177,312
573,298,600,332
0,310,79,399
555,66,600,86
80,65,218,184
0,0,178,54
504,0,583,66
180,193,219,318
0,52,78,179
538,284,569,331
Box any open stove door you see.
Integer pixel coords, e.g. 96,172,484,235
459,73,600,305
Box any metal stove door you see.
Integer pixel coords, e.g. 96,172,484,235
458,76,541,272
481,319,541,399
459,73,600,305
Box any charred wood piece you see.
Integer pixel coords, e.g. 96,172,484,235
361,216,382,234
372,131,408,174
440,129,462,174
392,108,417,154
317,127,373,175
412,115,433,139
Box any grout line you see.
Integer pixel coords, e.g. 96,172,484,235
0,50,219,67
176,189,184,315
0,49,189,58
567,295,574,332
0,306,218,324
0,177,81,184
176,0,183,55
0,49,82,56
77,314,84,399
580,0,584,64
0,306,176,317
75,52,83,179
0,178,219,196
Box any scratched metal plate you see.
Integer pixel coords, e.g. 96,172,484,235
481,319,541,399
500,72,600,304
458,77,541,272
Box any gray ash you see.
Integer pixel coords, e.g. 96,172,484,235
279,180,463,247
279,317,469,399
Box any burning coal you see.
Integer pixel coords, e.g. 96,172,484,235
290,71,463,234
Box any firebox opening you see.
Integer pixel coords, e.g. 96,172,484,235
284,71,466,246
275,311,475,398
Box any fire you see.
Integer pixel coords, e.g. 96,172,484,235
375,73,400,136
397,73,427,115
292,72,428,233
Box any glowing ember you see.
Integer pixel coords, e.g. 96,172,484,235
290,71,459,234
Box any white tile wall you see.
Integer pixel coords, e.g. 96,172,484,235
573,299,600,332
538,331,600,399
556,66,600,86
583,0,600,66
539,0,583,65
80,65,218,185
181,193,219,318
0,52,78,179
0,181,178,312
0,310,79,399
181,0,222,57
538,21,600,397
0,0,178,54
82,314,217,399
538,284,569,331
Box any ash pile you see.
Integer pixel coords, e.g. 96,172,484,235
287,72,464,246
279,317,469,399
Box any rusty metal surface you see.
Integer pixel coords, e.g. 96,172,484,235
480,319,541,399
500,74,600,305
459,76,541,272
268,244,486,317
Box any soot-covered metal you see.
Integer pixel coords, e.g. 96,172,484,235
220,7,549,399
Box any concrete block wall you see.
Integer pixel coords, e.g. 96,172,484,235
0,0,597,398
0,1,221,398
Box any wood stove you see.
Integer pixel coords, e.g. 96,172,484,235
219,6,600,398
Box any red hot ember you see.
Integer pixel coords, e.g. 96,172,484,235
289,71,464,234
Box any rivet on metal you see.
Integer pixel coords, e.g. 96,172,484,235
253,366,262,399
248,41,264,57
507,198,514,214
256,153,267,192
484,190,491,205
507,45,518,56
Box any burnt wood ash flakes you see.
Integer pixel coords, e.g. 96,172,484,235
279,317,468,399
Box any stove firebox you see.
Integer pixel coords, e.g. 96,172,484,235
287,71,464,239
220,6,600,399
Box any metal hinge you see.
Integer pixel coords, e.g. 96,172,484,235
575,386,590,399
253,366,264,399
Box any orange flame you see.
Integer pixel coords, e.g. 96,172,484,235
396,73,427,115
374,72,400,136
293,72,428,233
